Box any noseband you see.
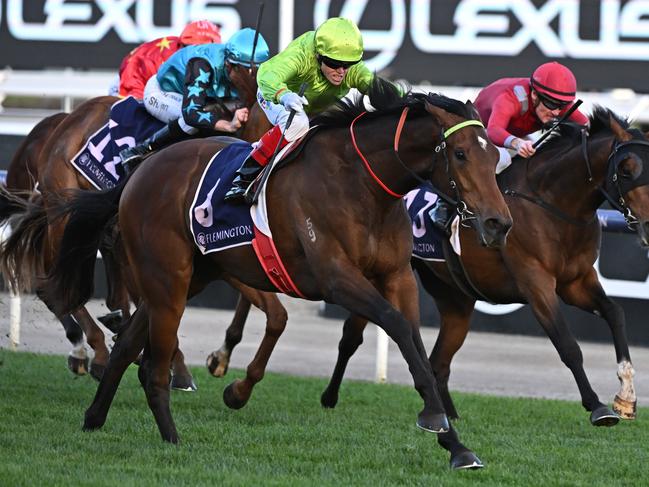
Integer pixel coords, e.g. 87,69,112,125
350,108,484,226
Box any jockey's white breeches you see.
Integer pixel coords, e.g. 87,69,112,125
256,88,309,141
142,76,197,134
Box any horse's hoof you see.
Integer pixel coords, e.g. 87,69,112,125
223,382,247,410
171,374,197,392
320,388,339,409
450,451,484,470
206,352,229,378
590,405,620,427
613,395,637,420
67,355,89,376
416,412,449,433
89,363,106,382
83,414,105,432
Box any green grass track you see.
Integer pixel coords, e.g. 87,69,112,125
0,351,647,486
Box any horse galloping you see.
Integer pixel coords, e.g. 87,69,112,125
48,78,511,468
0,63,268,382
321,108,649,429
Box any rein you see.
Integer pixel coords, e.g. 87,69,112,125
350,108,484,223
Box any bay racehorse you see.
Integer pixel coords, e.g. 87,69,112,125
320,107,649,428
0,63,268,383
47,78,511,468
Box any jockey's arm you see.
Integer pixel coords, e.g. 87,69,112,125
486,95,520,149
180,57,232,132
257,40,305,103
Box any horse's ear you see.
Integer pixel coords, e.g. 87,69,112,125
609,113,632,142
465,100,483,123
424,99,445,121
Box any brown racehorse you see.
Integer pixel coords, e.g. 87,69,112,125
319,108,649,429
0,112,98,373
0,63,268,383
47,78,512,468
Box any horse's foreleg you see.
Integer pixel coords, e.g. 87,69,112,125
222,287,287,410
382,267,482,469
320,314,368,409
413,259,476,419
206,292,252,378
326,267,449,434
84,305,148,432
524,271,619,426
560,270,636,419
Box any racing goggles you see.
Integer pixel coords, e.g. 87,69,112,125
318,55,359,70
537,93,570,111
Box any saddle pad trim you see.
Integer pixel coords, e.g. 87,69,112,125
252,225,306,298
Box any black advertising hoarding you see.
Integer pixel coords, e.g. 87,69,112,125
2,0,649,92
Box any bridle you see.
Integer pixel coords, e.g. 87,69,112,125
349,106,484,226
504,128,649,229
597,134,649,229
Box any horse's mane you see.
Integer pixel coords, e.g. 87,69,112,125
539,105,635,154
311,76,478,128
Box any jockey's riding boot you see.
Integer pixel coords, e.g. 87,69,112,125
223,156,264,204
119,120,187,174
428,199,454,236
224,125,288,204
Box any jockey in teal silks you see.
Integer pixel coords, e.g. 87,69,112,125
119,28,270,173
224,17,374,203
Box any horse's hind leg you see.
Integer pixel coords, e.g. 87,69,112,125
84,305,148,431
560,270,636,419
170,347,197,392
72,306,110,381
523,271,619,426
35,287,95,377
206,292,252,377
222,286,287,410
61,314,89,375
320,314,368,408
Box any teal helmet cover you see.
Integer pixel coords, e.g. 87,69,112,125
225,27,270,67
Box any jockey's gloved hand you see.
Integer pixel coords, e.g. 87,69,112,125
280,92,308,113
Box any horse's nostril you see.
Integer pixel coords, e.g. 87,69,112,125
485,217,512,236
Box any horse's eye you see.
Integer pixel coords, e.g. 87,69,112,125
620,156,642,179
454,149,466,160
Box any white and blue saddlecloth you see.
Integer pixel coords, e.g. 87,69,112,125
70,96,163,189
405,183,445,261
190,141,255,254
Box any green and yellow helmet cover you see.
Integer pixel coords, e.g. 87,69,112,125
314,17,363,62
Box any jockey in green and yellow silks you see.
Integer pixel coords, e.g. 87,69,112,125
224,17,374,203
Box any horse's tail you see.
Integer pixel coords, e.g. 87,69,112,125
0,185,30,226
47,181,126,316
0,193,48,293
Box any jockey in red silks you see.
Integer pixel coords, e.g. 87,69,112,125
429,61,589,232
112,20,221,100
224,17,374,204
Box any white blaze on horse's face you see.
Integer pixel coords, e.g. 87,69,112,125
478,136,488,151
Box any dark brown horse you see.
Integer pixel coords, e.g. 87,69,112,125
0,63,267,383
319,108,649,428
47,78,511,468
